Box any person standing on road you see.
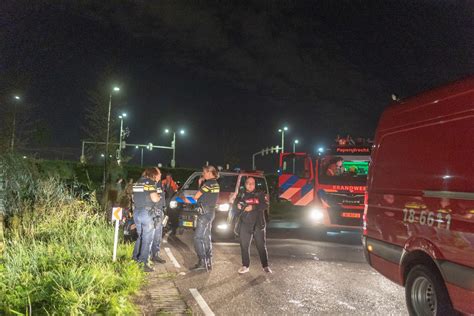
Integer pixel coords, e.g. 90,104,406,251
234,177,271,274
162,173,179,204
150,167,166,264
132,168,162,272
186,165,220,271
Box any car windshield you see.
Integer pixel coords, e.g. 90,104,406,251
318,157,369,185
184,173,238,192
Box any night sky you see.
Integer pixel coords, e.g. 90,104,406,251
1,1,473,170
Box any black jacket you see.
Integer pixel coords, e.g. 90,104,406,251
234,190,268,227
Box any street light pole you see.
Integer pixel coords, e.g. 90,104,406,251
171,131,176,168
278,126,288,154
281,131,284,153
293,139,298,153
293,139,299,173
103,87,120,188
165,129,185,168
117,113,127,164
10,96,20,152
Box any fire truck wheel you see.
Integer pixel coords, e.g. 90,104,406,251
405,264,456,316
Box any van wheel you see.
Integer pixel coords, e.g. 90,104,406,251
405,264,455,316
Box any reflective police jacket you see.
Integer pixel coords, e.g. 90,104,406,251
198,178,220,212
132,176,158,210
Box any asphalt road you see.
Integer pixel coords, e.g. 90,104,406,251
163,222,408,315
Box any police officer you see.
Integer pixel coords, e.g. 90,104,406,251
150,167,166,264
132,167,162,272
186,165,220,271
234,177,272,274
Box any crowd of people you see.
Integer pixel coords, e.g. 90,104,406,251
129,165,271,274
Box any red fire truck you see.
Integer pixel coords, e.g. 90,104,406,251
278,140,371,230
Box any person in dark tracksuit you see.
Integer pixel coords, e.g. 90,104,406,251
132,168,162,272
186,165,220,271
150,167,166,264
234,177,272,274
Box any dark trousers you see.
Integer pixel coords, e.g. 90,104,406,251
239,221,269,268
151,209,163,258
194,212,215,260
132,209,154,263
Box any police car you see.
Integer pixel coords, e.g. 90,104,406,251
168,170,270,237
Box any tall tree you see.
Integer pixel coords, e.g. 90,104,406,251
82,66,122,161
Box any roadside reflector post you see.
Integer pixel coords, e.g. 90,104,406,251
112,207,122,262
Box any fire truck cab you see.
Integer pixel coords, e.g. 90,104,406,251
278,140,371,230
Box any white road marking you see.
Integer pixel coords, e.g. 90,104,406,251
289,299,304,307
162,230,172,243
190,288,215,316
164,247,181,269
337,300,356,310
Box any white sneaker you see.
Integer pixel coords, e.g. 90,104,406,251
238,266,249,274
263,266,273,273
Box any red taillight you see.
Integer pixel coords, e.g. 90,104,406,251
363,191,369,235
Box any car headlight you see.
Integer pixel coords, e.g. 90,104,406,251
217,203,230,212
309,208,324,222
217,223,228,230
170,201,178,209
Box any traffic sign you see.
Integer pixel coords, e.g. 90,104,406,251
112,207,122,222
111,207,123,262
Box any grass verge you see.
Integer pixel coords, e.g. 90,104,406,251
0,157,145,314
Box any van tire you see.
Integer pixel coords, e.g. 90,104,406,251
405,264,456,316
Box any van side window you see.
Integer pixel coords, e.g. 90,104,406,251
239,176,267,193
255,177,268,192
185,174,202,190
239,176,247,192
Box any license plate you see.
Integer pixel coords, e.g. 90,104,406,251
182,221,194,227
341,212,361,218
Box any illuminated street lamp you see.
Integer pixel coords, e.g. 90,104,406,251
278,126,288,153
103,86,121,188
165,128,186,168
293,139,299,153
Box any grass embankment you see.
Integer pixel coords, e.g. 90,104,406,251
0,156,144,314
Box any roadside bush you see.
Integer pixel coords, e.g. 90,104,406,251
0,155,144,314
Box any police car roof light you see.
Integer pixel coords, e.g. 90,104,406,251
239,169,264,174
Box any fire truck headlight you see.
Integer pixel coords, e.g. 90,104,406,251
170,201,178,209
217,203,230,212
217,223,228,230
309,208,324,222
